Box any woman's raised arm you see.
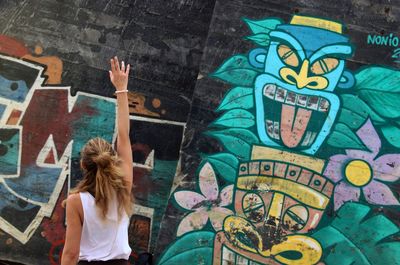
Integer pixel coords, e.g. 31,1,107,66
109,56,133,193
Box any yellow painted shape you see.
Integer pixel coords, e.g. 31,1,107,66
290,15,342,33
267,193,284,223
223,215,262,254
345,160,372,187
261,235,322,265
251,145,325,173
280,60,329,90
237,176,329,209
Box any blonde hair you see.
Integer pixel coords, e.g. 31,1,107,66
68,137,132,218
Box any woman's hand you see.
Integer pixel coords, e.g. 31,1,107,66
109,56,130,91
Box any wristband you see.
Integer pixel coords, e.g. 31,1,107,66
115,89,129,94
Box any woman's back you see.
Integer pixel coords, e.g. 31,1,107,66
79,192,131,262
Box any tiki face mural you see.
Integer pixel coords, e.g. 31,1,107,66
159,15,400,265
252,16,354,154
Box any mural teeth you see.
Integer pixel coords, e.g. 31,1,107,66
222,246,259,265
274,87,287,102
296,94,307,107
273,121,280,140
318,98,330,112
307,96,319,110
285,91,297,105
266,120,274,138
263,84,276,99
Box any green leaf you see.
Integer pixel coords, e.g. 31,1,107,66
211,109,255,128
158,231,215,265
313,202,400,265
381,125,400,148
327,123,368,150
204,128,259,160
217,86,254,112
355,66,400,119
339,94,385,129
211,55,260,86
245,33,270,46
205,153,239,183
243,17,283,35
355,66,400,92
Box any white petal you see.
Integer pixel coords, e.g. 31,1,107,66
174,191,206,210
209,207,234,232
199,162,219,200
176,211,209,237
219,184,234,207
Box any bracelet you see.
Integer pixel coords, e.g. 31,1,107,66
115,89,129,94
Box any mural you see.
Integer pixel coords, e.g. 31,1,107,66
0,35,185,265
159,15,400,265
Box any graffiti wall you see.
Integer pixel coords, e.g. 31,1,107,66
157,1,400,265
0,0,215,264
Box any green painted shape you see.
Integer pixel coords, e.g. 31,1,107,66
339,94,385,129
204,128,259,160
211,109,255,128
381,125,400,148
326,123,367,150
355,66,400,119
205,152,239,183
157,231,214,265
313,203,400,265
216,86,254,112
242,17,283,35
211,55,260,86
245,33,270,46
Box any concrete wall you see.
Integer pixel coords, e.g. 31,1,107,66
0,0,215,264
0,0,400,265
157,0,400,265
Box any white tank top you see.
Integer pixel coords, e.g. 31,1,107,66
79,192,131,261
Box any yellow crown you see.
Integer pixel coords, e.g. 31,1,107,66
290,15,343,34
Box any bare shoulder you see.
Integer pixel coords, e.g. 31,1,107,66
66,193,82,212
66,193,83,222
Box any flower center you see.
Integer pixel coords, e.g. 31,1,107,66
344,160,372,187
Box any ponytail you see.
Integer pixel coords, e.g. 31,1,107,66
68,138,132,218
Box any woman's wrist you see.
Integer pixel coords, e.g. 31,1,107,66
115,89,129,94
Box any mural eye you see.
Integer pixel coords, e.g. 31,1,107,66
310,57,339,75
277,44,299,67
242,192,265,223
283,205,309,232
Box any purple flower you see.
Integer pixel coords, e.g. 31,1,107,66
324,119,400,210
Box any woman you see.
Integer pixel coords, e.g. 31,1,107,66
61,57,133,265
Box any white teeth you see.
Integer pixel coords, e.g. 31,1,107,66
273,121,280,140
222,246,262,265
296,95,307,107
275,88,287,102
263,84,330,112
266,120,274,136
301,131,313,146
222,246,236,264
285,91,297,105
301,131,318,147
264,84,276,99
309,132,317,143
318,98,329,112
307,96,319,110
265,120,280,139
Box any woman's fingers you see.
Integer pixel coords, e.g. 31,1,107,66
110,58,116,72
114,56,120,71
126,64,130,75
121,61,125,72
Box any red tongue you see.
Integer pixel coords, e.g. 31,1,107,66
280,104,311,148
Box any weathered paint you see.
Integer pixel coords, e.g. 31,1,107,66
158,6,400,265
